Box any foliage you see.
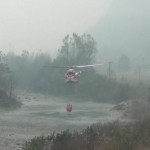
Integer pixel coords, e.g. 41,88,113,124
56,33,97,66
6,33,146,103
22,119,150,150
7,51,138,102
0,51,10,91
113,83,136,102
22,134,54,150
123,98,150,120
118,54,131,72
0,51,21,109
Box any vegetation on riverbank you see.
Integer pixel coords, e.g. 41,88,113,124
22,119,150,150
6,34,148,103
0,91,21,110
0,51,21,109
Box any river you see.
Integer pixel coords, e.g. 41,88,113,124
0,90,121,150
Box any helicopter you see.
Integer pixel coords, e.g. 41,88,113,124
48,64,104,83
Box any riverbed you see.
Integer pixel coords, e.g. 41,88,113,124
0,91,121,150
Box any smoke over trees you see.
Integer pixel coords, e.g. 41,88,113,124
55,33,98,66
118,54,131,72
4,33,144,103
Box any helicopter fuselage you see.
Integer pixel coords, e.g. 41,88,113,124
64,69,80,83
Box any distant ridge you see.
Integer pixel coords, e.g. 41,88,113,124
89,0,150,60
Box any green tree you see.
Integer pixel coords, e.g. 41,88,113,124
0,51,10,92
55,33,98,66
118,54,131,72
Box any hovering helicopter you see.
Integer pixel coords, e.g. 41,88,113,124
48,64,104,83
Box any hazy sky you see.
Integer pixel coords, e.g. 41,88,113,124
0,0,112,55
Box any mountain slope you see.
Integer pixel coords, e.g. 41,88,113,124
90,0,150,60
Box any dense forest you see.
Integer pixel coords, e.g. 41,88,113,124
4,33,147,103
0,51,21,109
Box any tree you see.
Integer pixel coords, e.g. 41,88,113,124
55,33,98,66
118,54,131,72
0,51,10,92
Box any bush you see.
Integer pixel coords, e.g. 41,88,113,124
22,119,150,150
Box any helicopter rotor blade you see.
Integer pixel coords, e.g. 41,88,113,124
43,65,70,68
43,63,104,68
71,64,104,68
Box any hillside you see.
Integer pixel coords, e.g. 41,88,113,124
90,0,150,61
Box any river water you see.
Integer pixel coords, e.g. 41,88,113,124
0,91,121,150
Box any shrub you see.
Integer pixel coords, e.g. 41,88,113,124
22,120,150,150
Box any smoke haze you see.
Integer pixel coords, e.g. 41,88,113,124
0,0,112,55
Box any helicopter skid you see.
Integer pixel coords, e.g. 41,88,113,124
65,78,78,83
66,80,78,83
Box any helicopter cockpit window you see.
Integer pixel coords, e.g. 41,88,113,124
67,71,75,76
